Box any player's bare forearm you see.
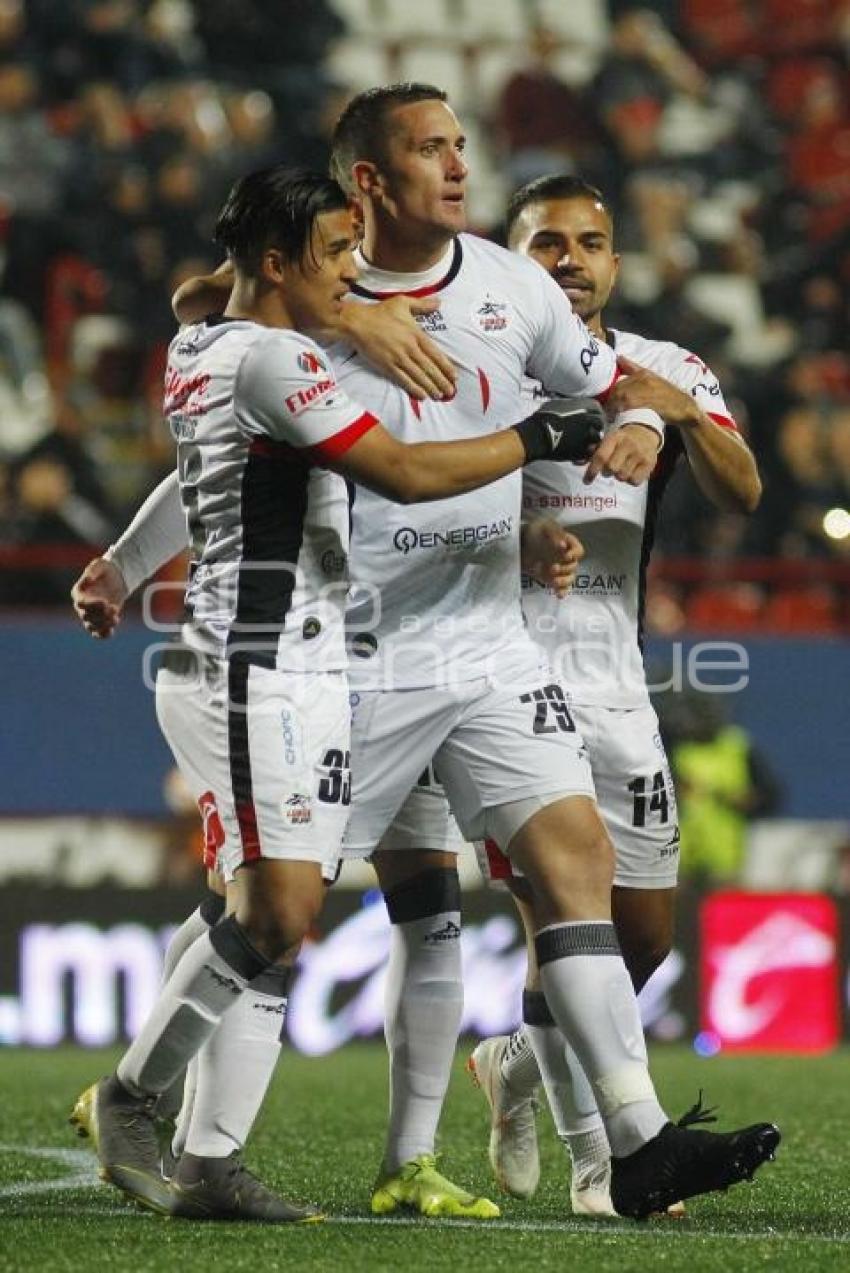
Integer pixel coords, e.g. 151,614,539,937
172,260,233,325
336,401,603,505
679,413,761,513
337,426,528,504
609,356,760,511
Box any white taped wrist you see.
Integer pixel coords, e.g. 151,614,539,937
612,408,665,449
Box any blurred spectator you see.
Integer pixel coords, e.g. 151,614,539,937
496,25,605,189
0,0,848,608
659,691,782,886
747,404,846,557
1,394,115,604
594,9,708,174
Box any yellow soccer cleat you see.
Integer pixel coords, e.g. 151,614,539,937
371,1154,500,1219
69,1083,97,1142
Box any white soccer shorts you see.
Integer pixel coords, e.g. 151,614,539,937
476,702,680,890
343,669,594,857
156,648,351,883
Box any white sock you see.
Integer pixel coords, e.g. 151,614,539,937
522,989,608,1175
382,870,463,1172
161,899,222,984
118,917,269,1097
536,922,667,1159
184,965,291,1158
158,896,224,1121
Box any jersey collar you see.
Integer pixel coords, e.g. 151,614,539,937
350,238,463,300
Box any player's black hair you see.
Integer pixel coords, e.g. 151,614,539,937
330,82,448,191
505,174,614,244
214,165,349,274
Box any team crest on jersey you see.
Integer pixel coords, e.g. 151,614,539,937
473,294,512,333
298,349,327,376
416,308,447,334
282,793,312,826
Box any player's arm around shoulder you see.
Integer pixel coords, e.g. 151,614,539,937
335,296,457,402
605,353,762,512
172,260,233,325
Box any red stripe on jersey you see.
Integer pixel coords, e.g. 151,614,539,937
478,367,491,413
707,411,739,433
249,437,298,459
235,800,262,862
311,411,379,462
483,837,513,881
368,279,444,300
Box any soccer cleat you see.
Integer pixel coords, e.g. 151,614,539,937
170,1151,323,1223
467,1036,540,1199
570,1161,617,1217
610,1093,780,1220
371,1154,500,1219
569,1161,684,1218
69,1076,175,1214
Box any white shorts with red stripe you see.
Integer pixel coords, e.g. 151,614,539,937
156,647,350,883
385,702,680,891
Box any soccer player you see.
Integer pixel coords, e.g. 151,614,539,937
466,173,762,1216
327,86,775,1222
67,163,607,1222
78,85,778,1223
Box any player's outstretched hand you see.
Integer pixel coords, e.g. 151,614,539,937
344,296,458,401
515,396,605,464
521,518,585,597
583,422,660,485
71,557,128,639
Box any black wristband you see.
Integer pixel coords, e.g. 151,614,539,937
512,417,549,464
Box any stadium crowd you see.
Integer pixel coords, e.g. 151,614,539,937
0,0,848,626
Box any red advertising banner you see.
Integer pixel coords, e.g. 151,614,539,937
700,892,840,1052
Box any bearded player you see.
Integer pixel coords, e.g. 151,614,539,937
466,173,761,1216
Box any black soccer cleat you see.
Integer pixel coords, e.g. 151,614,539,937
610,1093,781,1221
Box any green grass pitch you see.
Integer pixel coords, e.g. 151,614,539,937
1,1042,849,1272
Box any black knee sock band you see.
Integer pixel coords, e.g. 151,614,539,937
384,867,461,925
535,922,620,967
209,914,270,981
522,988,555,1027
199,891,226,927
250,964,294,997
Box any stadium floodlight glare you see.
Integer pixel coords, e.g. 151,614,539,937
823,508,850,540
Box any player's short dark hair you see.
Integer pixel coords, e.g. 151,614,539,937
505,174,614,244
330,82,448,191
214,165,348,274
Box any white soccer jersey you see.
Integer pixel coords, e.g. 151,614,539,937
521,328,740,707
163,318,376,671
333,234,621,690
